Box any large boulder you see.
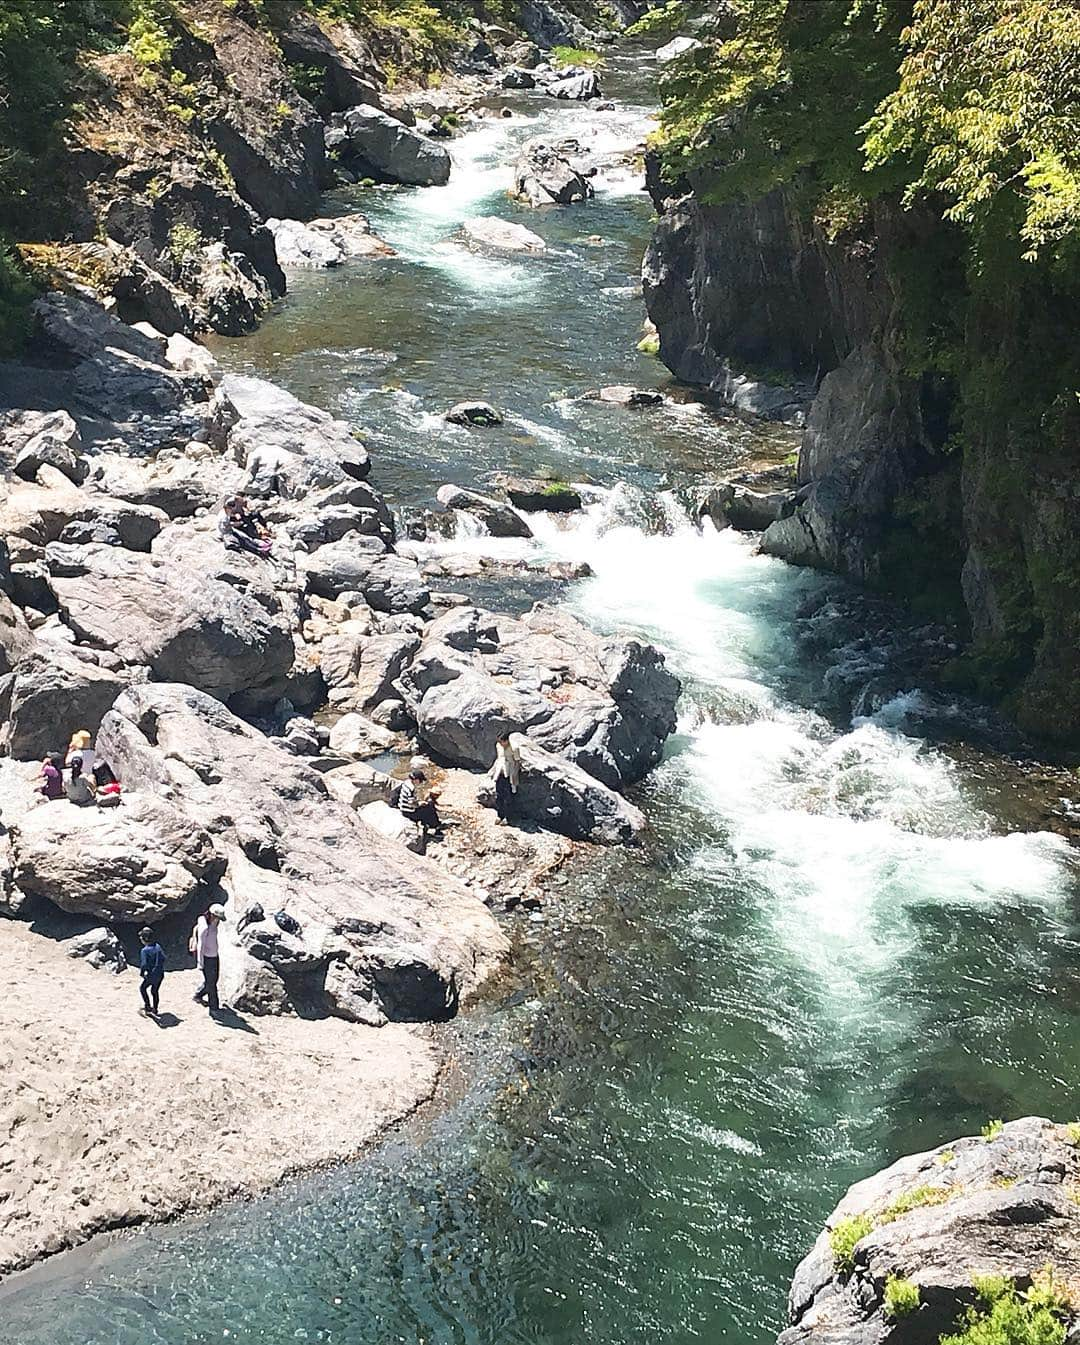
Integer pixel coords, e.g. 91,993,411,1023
94,682,506,1023
8,410,86,486
405,606,680,789
46,542,295,703
496,476,582,513
10,793,222,922
546,71,602,101
223,374,371,495
0,647,128,761
778,1117,1080,1345
511,138,595,207
507,735,645,844
265,217,347,269
342,106,451,186
304,543,430,614
436,484,532,538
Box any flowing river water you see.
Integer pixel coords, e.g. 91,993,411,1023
5,52,1080,1345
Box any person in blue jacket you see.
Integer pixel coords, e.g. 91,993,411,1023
138,927,166,1017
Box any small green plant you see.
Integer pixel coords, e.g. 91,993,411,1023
637,332,660,356
982,1119,1005,1141
271,99,293,126
1064,1121,1080,1147
167,221,203,268
542,480,576,497
939,1268,1069,1345
129,0,175,83
936,1148,957,1166
879,1185,953,1224
883,1274,920,1320
167,103,197,124
146,175,167,201
829,1214,873,1274
289,62,325,103
551,45,602,69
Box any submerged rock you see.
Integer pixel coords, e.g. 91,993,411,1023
443,400,505,426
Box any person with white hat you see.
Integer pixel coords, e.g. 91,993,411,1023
190,903,227,1014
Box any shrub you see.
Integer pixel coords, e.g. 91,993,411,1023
883,1274,920,1320
939,1269,1069,1345
625,2,687,41
982,1119,1005,1142
1064,1122,1080,1147
551,45,602,68
167,221,203,267
0,240,35,357
829,1213,873,1274
879,1185,953,1224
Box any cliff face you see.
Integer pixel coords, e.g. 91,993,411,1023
644,181,1080,744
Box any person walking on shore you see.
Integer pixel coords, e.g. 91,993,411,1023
489,732,521,826
138,926,166,1017
191,904,226,1014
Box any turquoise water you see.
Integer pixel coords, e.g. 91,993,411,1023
3,53,1078,1345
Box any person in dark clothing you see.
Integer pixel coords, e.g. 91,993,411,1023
39,752,65,800
397,768,443,834
138,926,166,1016
218,495,272,557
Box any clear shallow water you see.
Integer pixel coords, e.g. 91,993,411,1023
6,52,1080,1345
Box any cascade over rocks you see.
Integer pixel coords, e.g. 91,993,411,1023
95,683,506,1023
779,1118,1080,1345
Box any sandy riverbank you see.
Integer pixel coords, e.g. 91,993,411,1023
0,920,441,1280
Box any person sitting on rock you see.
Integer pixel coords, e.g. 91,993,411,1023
218,494,272,557
138,926,166,1017
66,729,95,780
39,752,65,800
398,766,443,836
489,732,521,826
65,754,97,806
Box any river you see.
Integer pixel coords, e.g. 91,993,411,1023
4,51,1079,1345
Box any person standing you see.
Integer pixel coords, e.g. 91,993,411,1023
138,927,166,1017
191,903,226,1013
489,732,521,826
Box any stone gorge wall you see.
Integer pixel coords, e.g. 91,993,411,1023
643,173,1080,745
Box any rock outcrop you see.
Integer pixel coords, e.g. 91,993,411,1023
95,683,507,1024
512,139,595,207
779,1118,1080,1344
340,106,452,186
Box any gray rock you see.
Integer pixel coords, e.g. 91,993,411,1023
443,400,505,426
699,483,794,532
417,670,546,767
546,71,602,101
95,682,506,1022
778,1117,1080,1345
266,217,347,269
325,630,420,711
499,67,537,89
326,711,397,758
10,411,86,485
194,242,274,337
64,927,127,974
47,542,295,704
588,385,663,407
461,218,546,254
358,799,425,854
11,793,222,922
1,647,128,761
342,105,452,186
307,214,394,259
322,761,395,809
496,476,582,513
304,544,430,613
655,36,702,62
436,484,532,538
512,138,595,208
0,592,34,676
506,734,645,843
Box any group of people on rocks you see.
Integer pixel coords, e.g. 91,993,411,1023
218,494,273,557
137,903,227,1021
394,733,522,837
38,730,122,807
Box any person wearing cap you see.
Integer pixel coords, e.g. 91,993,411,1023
191,903,226,1013
397,765,443,835
138,926,166,1017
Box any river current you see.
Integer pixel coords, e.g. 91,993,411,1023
4,53,1079,1345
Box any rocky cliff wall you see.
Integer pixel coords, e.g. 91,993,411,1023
643,178,1080,745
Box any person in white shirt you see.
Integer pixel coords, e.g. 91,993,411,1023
489,733,521,825
191,903,226,1013
66,730,95,780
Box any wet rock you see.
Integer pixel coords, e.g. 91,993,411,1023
699,483,796,532
500,68,537,89
443,400,505,426
495,476,582,513
462,218,546,254
266,217,347,269
546,71,602,101
64,927,127,974
436,484,531,538
511,138,595,207
342,106,451,187
586,385,663,407
778,1117,1080,1345
11,794,222,923
95,682,504,1020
